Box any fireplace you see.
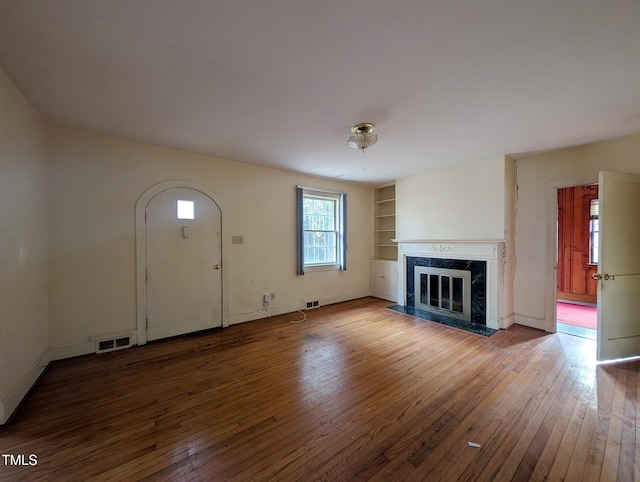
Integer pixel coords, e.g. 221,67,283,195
407,256,486,325
415,266,471,322
395,241,510,331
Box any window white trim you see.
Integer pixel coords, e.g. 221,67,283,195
296,186,346,275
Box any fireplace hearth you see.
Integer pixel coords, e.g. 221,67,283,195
387,304,497,336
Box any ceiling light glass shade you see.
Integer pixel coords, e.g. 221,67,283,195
348,123,378,153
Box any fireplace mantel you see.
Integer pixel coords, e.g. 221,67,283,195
395,240,510,330
393,239,504,259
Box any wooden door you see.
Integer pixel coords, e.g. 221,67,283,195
597,171,640,361
146,188,222,341
557,185,598,304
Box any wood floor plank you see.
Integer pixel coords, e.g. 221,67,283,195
546,372,598,480
601,364,628,482
0,297,637,481
527,350,594,480
419,336,556,481
493,356,576,481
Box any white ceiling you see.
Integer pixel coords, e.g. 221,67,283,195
1,0,640,184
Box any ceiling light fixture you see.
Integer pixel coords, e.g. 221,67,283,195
347,122,378,153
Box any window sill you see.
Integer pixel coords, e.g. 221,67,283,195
304,263,341,272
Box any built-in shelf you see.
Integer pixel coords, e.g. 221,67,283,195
373,184,397,260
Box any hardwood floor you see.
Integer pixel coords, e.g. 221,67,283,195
0,297,637,481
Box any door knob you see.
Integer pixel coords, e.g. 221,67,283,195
214,264,221,270
592,273,602,280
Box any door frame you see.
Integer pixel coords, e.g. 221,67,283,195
546,177,597,333
136,180,227,345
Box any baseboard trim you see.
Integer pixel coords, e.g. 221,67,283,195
500,312,516,330
370,292,398,302
514,313,549,332
228,291,371,326
48,341,95,362
0,348,49,425
321,290,371,307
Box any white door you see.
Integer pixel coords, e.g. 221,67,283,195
596,171,640,361
146,187,222,341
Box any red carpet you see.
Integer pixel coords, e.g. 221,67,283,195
556,302,597,330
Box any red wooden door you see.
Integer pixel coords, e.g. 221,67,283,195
557,184,598,304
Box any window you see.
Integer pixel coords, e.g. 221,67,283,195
177,200,194,219
589,199,599,264
296,187,346,274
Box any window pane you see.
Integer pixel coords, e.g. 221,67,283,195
589,199,599,264
590,218,599,264
177,200,194,219
303,231,337,264
303,198,336,231
302,194,339,265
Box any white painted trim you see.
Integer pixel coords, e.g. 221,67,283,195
399,241,504,261
48,342,96,362
322,290,371,307
501,312,516,329
296,185,346,195
545,177,598,334
514,313,551,332
545,183,559,334
370,292,397,302
0,348,49,424
394,239,505,244
135,180,227,345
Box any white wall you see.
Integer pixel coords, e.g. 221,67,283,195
395,156,516,327
396,156,508,241
0,70,49,422
47,126,372,354
514,132,640,331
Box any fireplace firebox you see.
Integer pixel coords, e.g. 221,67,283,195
415,266,471,322
406,256,486,325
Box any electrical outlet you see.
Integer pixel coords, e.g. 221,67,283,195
263,293,270,306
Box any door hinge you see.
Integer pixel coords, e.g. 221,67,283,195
146,316,149,329
145,269,148,282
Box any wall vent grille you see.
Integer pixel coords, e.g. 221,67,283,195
96,335,132,354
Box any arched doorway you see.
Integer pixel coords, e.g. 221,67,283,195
136,181,224,344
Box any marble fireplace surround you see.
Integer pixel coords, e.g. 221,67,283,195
396,241,507,330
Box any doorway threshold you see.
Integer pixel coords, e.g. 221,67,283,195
557,322,596,340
